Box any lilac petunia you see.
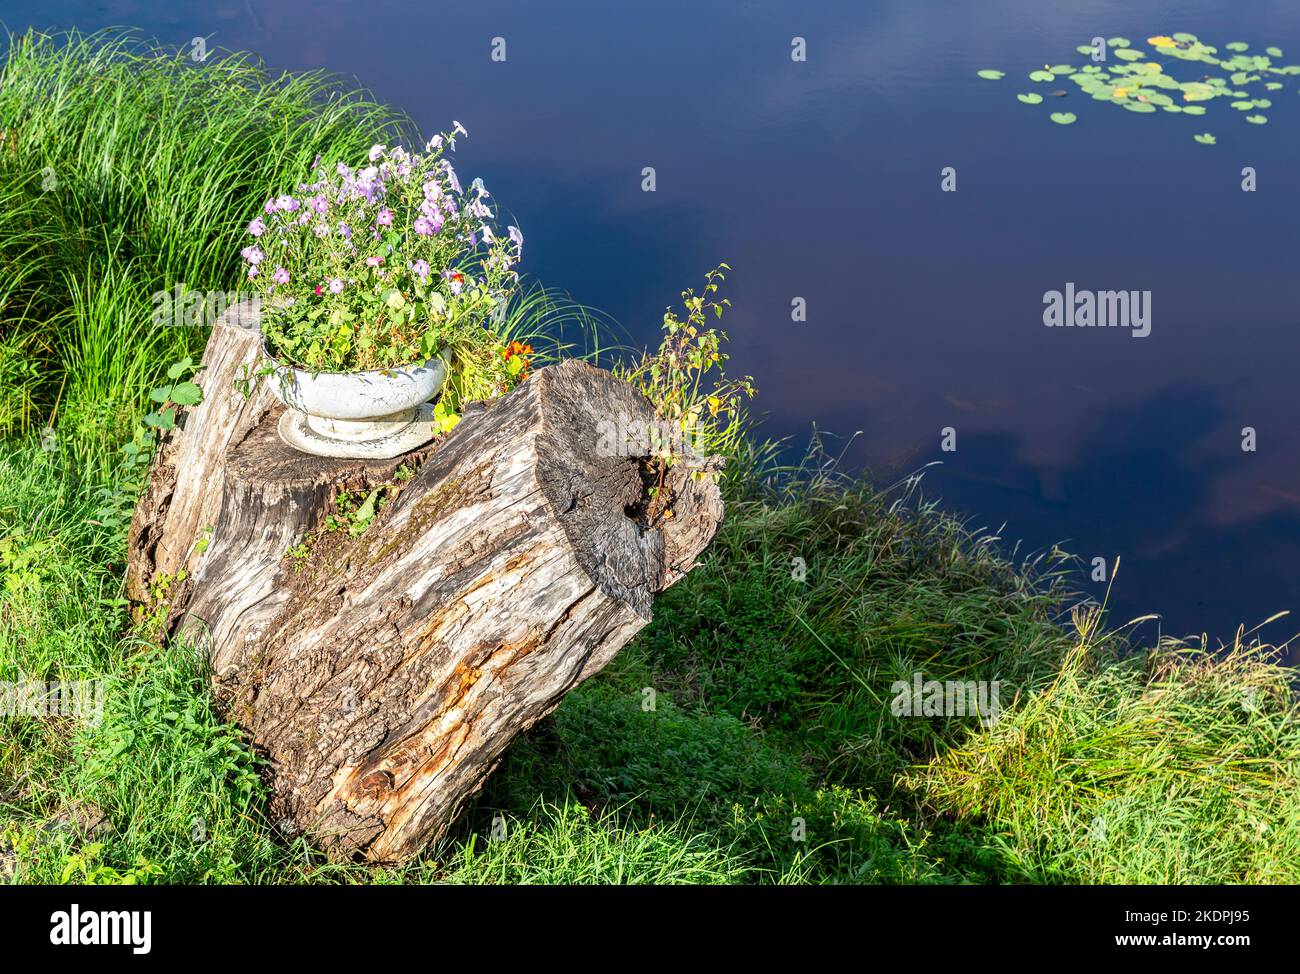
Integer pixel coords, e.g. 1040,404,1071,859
248,217,266,237
273,267,290,284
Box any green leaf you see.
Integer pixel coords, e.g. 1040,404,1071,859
1017,92,1044,104
1193,132,1217,144
977,69,1005,80
1049,112,1077,125
1245,114,1268,124
170,381,203,406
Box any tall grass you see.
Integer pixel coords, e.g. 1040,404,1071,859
0,28,409,456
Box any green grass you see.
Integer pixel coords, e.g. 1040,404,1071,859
1,30,1298,885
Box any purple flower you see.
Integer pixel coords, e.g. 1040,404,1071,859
241,245,265,266
275,195,300,213
273,267,290,284
338,222,352,241
411,259,430,281
369,144,385,162
310,194,329,214
247,266,259,279
442,162,461,195
508,225,524,253
328,278,344,294
365,256,384,268
377,207,394,227
414,213,443,236
263,198,276,215
248,217,266,237
423,179,441,201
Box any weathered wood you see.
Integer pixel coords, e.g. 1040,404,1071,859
127,303,723,862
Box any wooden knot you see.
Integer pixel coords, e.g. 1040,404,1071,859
359,770,394,797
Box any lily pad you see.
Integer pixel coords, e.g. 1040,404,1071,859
1245,114,1268,124
1076,44,1096,56
1049,64,1076,75
1231,100,1255,110
1107,37,1131,48
1265,82,1283,90
978,69,1006,80
1029,70,1055,82
1114,49,1146,61
1267,47,1283,58
1225,42,1249,53
1182,105,1207,115
1017,92,1044,104
1253,98,1272,108
1049,112,1077,125
1193,132,1217,144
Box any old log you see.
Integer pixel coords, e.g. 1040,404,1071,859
126,303,723,862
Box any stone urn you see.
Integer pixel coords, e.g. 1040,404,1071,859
268,349,450,459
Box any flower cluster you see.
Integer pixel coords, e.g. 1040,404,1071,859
247,123,523,373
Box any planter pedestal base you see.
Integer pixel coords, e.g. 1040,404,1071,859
277,402,438,459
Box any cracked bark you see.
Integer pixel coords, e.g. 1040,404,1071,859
125,302,723,862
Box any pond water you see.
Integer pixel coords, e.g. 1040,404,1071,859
7,1,1300,658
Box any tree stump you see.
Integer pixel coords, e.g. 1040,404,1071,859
126,303,723,862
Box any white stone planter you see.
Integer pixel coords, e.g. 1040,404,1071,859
268,349,450,459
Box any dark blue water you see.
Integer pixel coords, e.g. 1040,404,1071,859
8,1,1300,657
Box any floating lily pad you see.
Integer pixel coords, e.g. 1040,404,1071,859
1049,112,1077,124
1114,49,1146,61
1162,104,1183,112
1124,101,1157,112
1182,105,1207,115
1029,69,1055,82
1265,82,1283,90
1231,100,1255,110
978,69,1006,80
1193,132,1217,144
1225,42,1249,52
1107,37,1131,48
1076,44,1096,55
1267,47,1283,57
1253,98,1272,108
1173,33,1198,43
1017,92,1044,104
1049,64,1076,75
1245,114,1268,124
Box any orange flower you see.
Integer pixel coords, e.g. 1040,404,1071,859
503,341,534,379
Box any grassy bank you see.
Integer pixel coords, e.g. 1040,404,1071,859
1,31,1297,884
